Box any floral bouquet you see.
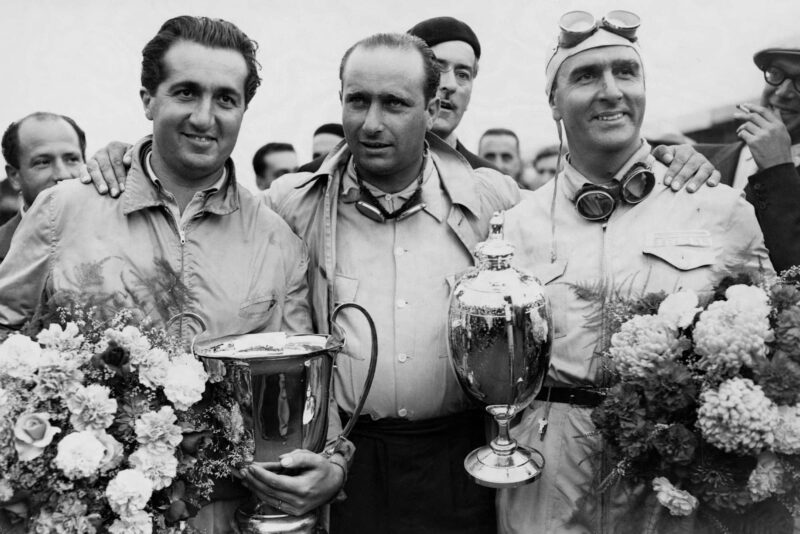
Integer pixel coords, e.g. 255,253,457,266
0,309,251,533
591,273,800,533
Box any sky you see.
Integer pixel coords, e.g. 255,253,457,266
1,0,798,192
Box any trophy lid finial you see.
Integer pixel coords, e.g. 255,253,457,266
476,211,515,262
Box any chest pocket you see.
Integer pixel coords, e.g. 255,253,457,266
334,275,359,305
238,292,277,320
643,231,716,271
532,260,569,339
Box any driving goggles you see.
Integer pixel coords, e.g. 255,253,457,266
558,10,641,49
572,162,655,222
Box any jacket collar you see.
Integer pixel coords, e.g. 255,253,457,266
302,132,481,217
121,136,240,216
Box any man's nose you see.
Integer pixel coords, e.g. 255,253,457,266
599,71,624,100
362,103,384,133
52,159,74,182
439,68,457,95
189,96,215,129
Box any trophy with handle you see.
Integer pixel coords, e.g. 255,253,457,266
447,212,552,488
192,303,377,534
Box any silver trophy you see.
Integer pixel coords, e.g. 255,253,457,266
191,303,377,534
447,212,552,488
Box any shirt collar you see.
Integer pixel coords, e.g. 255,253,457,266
560,140,655,201
121,136,240,216
145,149,227,194
340,148,447,222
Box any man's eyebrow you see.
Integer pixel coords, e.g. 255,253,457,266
612,59,641,71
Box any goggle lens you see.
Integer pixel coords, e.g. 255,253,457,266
620,168,655,204
601,10,640,39
557,10,640,49
575,190,616,221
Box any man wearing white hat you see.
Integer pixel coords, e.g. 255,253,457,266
496,11,772,533
697,40,800,273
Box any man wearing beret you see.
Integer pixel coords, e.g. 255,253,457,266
697,40,800,273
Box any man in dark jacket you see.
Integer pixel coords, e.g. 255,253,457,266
696,39,800,273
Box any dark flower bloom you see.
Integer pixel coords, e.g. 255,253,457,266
754,351,800,405
91,340,131,376
642,361,698,418
629,291,667,317
712,274,758,302
774,306,800,362
770,284,800,313
652,423,698,465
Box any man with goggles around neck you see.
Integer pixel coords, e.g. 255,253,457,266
696,39,800,273
497,11,773,534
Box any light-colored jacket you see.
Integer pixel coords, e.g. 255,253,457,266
263,132,522,345
0,137,312,341
497,142,774,534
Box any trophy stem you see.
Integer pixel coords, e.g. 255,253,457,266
461,404,545,489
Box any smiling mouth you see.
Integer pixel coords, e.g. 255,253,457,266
595,112,626,122
440,101,455,111
184,133,216,143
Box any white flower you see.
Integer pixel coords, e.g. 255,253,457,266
108,510,152,534
657,290,701,329
162,353,207,411
609,314,684,379
697,378,777,455
694,287,773,377
66,384,118,431
135,406,183,453
54,430,106,479
36,322,84,351
33,349,85,398
137,348,170,389
652,477,699,516
748,452,785,502
95,431,125,473
773,404,800,454
13,412,61,461
0,478,13,501
129,447,178,490
0,334,42,380
105,469,153,516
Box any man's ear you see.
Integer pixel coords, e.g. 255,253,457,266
5,165,21,192
426,96,440,130
549,92,562,122
140,88,154,121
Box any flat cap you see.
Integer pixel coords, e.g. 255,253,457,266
754,37,800,70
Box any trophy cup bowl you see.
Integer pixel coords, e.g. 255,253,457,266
447,213,552,488
192,303,377,534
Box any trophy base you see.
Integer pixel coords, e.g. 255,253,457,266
235,506,320,534
464,444,544,489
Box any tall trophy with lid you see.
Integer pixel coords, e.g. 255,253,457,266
447,212,552,488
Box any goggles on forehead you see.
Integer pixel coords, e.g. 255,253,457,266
355,176,427,223
558,10,641,49
572,162,654,222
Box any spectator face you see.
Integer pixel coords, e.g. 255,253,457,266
551,46,644,160
141,40,248,185
341,45,437,187
257,150,297,190
312,133,343,159
761,56,800,136
6,117,83,206
430,41,476,140
479,133,522,180
534,154,559,183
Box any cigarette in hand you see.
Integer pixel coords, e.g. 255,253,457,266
737,103,751,113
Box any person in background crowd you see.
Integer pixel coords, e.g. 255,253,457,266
496,11,772,533
478,127,523,181
697,39,800,273
296,123,346,173
0,112,86,262
0,16,348,534
252,141,297,190
528,143,563,189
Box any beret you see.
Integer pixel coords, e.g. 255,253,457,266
408,16,481,59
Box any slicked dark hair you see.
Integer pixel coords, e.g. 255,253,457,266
252,142,296,176
2,112,86,168
141,15,262,106
339,33,440,102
